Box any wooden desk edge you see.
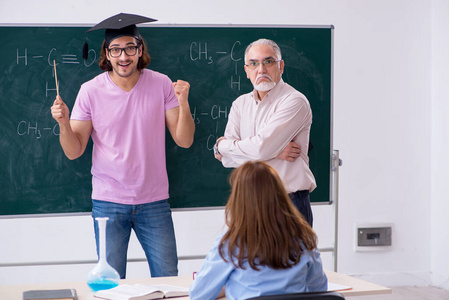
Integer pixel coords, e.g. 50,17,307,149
325,270,392,296
0,271,392,299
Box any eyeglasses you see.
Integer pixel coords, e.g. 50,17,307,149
245,59,281,70
107,46,139,58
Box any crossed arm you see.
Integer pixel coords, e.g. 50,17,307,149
214,97,311,165
215,137,301,162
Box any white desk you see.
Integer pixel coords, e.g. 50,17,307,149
325,270,391,297
0,270,391,299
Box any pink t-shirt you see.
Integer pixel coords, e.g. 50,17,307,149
71,69,179,204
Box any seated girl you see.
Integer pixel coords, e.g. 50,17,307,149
190,161,327,299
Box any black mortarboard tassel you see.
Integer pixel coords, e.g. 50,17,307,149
82,13,157,60
82,39,89,60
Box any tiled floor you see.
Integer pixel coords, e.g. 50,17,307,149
349,286,449,300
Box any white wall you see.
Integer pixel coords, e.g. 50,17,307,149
431,0,449,291
1,0,447,290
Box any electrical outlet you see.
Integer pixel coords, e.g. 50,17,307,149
355,223,393,251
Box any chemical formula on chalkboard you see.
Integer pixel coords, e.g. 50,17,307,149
189,41,243,91
12,46,99,142
17,121,59,139
16,47,97,67
191,105,230,150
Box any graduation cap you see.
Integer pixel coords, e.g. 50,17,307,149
82,13,157,60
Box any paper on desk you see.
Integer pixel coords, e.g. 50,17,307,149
327,282,352,292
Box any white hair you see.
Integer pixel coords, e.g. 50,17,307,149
244,38,282,63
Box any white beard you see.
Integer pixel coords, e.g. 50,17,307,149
254,81,276,92
253,75,276,92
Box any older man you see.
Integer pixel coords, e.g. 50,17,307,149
214,38,315,227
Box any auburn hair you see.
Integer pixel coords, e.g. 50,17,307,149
98,36,151,71
219,161,317,270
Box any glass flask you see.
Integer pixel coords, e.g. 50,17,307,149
86,217,120,291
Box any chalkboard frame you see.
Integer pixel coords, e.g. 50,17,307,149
0,24,333,217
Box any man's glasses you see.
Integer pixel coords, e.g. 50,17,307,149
107,46,139,58
245,59,281,70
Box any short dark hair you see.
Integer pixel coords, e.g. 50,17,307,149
98,36,151,71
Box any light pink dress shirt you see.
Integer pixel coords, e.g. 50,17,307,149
218,79,316,193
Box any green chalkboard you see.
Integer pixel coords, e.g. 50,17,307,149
0,25,333,216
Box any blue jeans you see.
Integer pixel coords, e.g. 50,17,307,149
288,190,313,228
92,199,178,279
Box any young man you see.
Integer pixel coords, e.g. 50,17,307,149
214,38,316,227
51,13,195,278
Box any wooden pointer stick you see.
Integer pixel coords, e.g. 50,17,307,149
53,60,60,97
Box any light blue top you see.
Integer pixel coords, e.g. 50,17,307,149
189,235,327,300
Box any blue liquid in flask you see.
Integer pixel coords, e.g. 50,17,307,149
87,278,119,292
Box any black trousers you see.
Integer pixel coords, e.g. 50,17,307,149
288,190,313,228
